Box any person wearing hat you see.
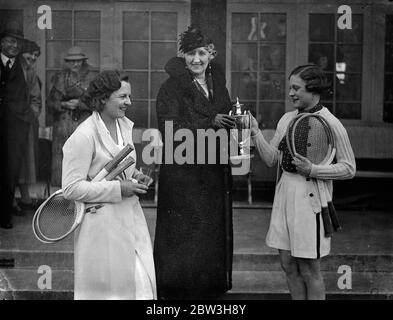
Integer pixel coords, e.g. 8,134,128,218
0,23,35,228
13,40,42,213
46,46,95,187
153,26,235,299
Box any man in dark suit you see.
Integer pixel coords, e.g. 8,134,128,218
0,23,35,229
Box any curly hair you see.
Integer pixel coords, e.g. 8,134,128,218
82,70,129,112
289,64,331,94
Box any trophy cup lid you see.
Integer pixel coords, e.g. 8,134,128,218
232,97,244,115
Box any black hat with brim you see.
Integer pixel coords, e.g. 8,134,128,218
179,26,213,54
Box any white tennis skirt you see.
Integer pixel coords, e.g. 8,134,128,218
266,171,331,259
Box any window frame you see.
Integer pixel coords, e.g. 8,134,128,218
226,2,298,121
374,4,393,126
114,1,190,128
227,1,386,127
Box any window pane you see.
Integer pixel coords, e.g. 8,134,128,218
231,43,257,71
46,41,72,68
126,101,148,128
151,72,168,99
151,12,177,40
259,102,285,129
337,14,362,43
337,45,362,73
260,44,286,71
385,16,393,123
335,103,361,119
75,11,100,39
259,14,286,42
385,44,393,72
309,44,334,72
232,13,258,42
260,73,285,100
0,10,23,32
46,11,72,39
320,73,334,101
309,14,335,42
336,73,362,101
127,72,148,99
123,42,148,69
386,15,393,42
123,11,149,40
231,72,257,100
151,42,177,70
74,41,100,68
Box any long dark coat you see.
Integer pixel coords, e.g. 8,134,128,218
154,57,233,299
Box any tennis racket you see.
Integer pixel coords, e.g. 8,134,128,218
32,145,134,243
286,113,336,165
286,113,340,236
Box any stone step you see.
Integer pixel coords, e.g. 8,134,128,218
0,268,73,300
225,271,393,300
233,253,393,272
2,268,392,300
0,250,73,270
2,249,393,273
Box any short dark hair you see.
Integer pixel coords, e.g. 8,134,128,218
289,64,331,94
83,70,129,112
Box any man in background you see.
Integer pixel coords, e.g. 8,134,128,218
0,22,35,229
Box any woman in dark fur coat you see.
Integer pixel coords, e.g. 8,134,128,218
154,27,236,300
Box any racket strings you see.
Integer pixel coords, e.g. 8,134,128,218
288,114,333,165
293,117,310,158
306,117,329,164
36,194,77,240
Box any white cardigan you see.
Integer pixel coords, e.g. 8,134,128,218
251,107,356,212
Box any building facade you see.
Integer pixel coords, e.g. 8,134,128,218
1,0,392,186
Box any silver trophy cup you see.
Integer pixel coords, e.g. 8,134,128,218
229,98,253,161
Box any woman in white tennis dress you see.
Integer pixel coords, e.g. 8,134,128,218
62,70,156,300
249,65,356,299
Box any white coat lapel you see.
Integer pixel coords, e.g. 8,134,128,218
92,111,122,158
117,116,135,147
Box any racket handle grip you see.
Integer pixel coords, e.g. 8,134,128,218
104,144,134,172
92,168,109,182
91,144,133,182
104,157,135,181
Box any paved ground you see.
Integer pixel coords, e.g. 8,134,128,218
2,206,393,256
1,180,393,299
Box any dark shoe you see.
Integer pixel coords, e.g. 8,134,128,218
0,222,13,229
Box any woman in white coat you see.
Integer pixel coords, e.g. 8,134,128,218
250,64,356,300
62,70,157,300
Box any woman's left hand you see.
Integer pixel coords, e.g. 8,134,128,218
292,154,312,177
